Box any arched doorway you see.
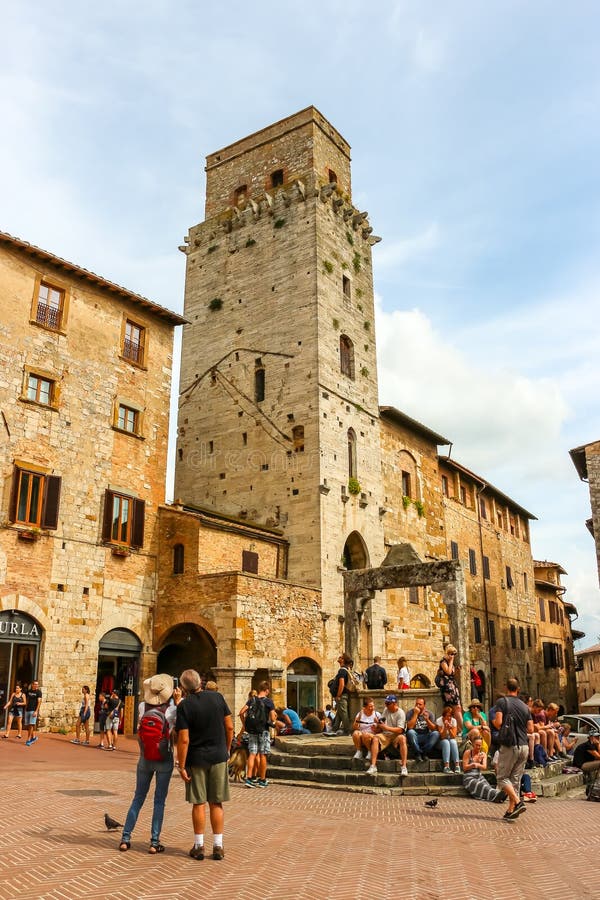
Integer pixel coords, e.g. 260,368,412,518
0,610,42,727
97,628,142,733
157,623,216,683
342,531,369,570
286,657,320,713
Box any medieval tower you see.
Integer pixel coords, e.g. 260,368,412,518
175,107,385,621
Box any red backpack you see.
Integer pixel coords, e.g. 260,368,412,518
138,704,170,761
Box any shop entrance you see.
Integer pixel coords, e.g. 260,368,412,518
97,628,142,735
0,610,42,729
286,657,320,713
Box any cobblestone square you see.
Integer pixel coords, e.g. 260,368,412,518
2,734,598,899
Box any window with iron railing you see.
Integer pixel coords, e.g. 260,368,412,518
122,320,145,365
36,282,64,330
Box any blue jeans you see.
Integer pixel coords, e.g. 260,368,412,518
407,729,440,757
122,756,174,844
440,738,459,764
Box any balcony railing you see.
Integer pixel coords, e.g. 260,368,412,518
36,302,61,330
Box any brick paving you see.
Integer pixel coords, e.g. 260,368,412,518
2,733,599,899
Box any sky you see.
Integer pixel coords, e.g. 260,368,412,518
2,2,599,647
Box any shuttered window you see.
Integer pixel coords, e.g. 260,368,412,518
9,466,61,529
242,550,259,574
102,489,145,548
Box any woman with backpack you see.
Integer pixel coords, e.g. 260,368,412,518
119,674,182,854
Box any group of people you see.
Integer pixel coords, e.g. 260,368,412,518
2,680,42,745
120,669,233,859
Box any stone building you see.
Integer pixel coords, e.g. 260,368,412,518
170,107,578,712
574,642,600,710
570,440,600,587
534,561,578,709
0,231,185,729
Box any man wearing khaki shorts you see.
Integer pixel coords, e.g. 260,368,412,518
176,669,234,861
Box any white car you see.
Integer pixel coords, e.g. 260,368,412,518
559,713,600,748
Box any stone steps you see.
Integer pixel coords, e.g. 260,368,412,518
267,737,585,797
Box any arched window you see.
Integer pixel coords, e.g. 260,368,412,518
347,428,357,479
339,335,355,379
173,543,184,575
234,184,247,206
292,425,304,452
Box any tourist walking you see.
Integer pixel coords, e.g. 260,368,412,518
71,686,92,745
25,680,42,746
3,684,26,739
492,677,533,820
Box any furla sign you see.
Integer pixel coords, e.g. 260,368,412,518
0,611,42,641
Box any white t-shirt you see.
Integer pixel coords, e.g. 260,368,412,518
354,710,381,733
397,666,411,687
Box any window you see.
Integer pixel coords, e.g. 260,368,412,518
519,626,525,650
122,319,146,366
480,497,487,519
538,597,546,622
342,275,351,301
328,169,338,184
505,566,514,589
35,281,65,331
117,404,139,434
173,543,184,575
409,586,419,605
339,334,355,379
292,425,304,452
401,471,411,498
450,541,459,560
25,373,55,406
460,485,467,504
542,642,563,669
254,362,265,403
234,184,247,205
9,465,61,529
474,616,482,644
271,169,284,188
469,548,477,576
523,572,528,592
510,624,517,649
347,429,357,479
242,550,259,574
441,475,449,497
482,555,490,580
488,619,496,646
102,489,145,548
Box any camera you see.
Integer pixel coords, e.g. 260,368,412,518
173,677,179,689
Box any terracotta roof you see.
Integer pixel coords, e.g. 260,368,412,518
379,405,451,446
533,560,568,575
0,230,188,326
438,455,537,520
577,642,600,655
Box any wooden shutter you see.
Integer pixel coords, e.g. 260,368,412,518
130,498,145,548
102,490,114,542
242,550,258,574
8,466,20,523
41,475,61,529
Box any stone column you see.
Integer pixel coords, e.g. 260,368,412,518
433,565,470,706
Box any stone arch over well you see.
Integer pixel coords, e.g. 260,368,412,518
156,622,217,680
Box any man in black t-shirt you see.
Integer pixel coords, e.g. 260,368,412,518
365,657,387,690
25,681,42,746
573,732,600,779
176,669,234,861
492,678,533,820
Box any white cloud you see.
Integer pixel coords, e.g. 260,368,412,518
374,223,440,270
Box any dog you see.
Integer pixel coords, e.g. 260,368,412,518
228,745,249,782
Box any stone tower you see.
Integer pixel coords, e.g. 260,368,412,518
175,107,384,617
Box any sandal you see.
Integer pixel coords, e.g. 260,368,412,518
149,843,165,854
119,842,130,852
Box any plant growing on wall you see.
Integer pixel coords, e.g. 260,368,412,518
332,318,340,330
402,495,411,510
245,238,256,247
323,260,334,274
363,320,371,331
208,245,218,253
274,218,286,229
346,231,354,246
360,366,369,377
353,252,362,273
208,298,223,311
414,500,425,517
348,477,361,495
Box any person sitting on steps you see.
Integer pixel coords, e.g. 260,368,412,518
405,697,440,762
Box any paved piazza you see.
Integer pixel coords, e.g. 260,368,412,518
2,734,598,899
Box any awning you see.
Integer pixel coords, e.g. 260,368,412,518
580,693,600,708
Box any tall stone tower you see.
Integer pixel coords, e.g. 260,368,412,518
175,107,384,616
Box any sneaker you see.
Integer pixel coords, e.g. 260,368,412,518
503,808,519,820
70,739,80,744
353,750,363,760
244,777,258,788
522,792,537,803
256,779,268,788
400,765,408,776
82,741,90,746
16,735,21,739
513,801,526,817
443,765,452,774
366,765,377,776
366,751,372,761
454,765,461,774
414,754,423,763
525,759,534,769
25,739,32,746
189,845,204,860
212,845,224,861
30,736,38,744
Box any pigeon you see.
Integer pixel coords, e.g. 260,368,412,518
104,813,123,831
424,799,438,808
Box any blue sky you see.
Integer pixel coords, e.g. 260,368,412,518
3,2,599,647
